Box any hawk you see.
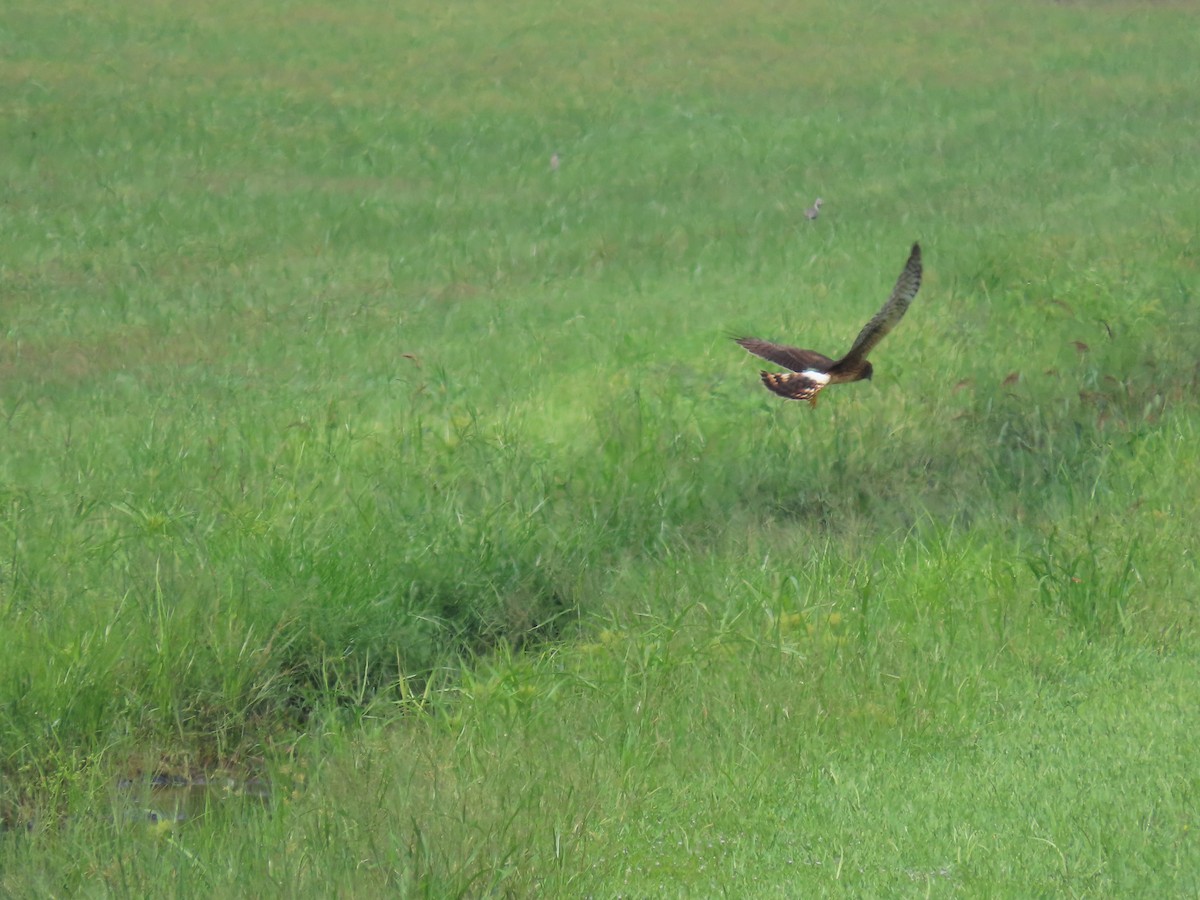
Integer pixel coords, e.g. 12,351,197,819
734,242,922,406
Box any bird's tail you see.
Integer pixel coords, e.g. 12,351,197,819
760,371,824,406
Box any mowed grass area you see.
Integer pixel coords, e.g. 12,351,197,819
3,0,1200,893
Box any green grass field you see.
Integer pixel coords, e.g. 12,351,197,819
3,0,1200,894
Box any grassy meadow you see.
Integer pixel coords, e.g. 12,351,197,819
3,0,1200,894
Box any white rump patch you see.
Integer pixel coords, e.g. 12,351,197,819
801,369,831,386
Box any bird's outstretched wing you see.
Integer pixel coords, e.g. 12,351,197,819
837,242,922,366
733,337,835,373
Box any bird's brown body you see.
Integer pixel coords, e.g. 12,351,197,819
734,243,922,406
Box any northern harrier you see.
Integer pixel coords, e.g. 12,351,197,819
804,198,823,220
734,242,922,407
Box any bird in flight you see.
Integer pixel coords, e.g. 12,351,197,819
804,198,823,220
733,242,922,407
